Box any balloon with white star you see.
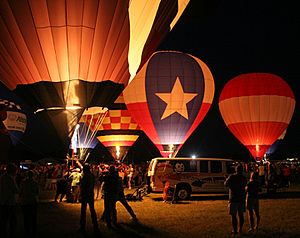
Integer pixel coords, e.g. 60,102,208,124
123,51,215,157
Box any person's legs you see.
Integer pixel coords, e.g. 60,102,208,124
31,204,38,238
60,193,65,202
0,205,8,238
79,202,87,231
229,203,238,234
104,194,112,226
54,192,59,202
254,207,260,230
8,206,17,238
119,196,137,219
238,210,244,233
88,201,99,231
248,210,255,230
231,214,238,234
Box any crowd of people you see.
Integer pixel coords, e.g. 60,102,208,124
1,158,299,237
224,160,300,236
0,158,149,237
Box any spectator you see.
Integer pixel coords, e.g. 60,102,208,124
54,175,68,202
127,164,134,189
246,172,260,232
69,168,82,203
103,165,119,228
0,163,19,238
224,164,247,235
19,170,39,238
78,164,99,234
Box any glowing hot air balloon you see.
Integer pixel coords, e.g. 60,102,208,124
219,73,296,160
0,100,27,146
97,94,142,161
123,51,215,157
0,0,190,154
70,107,108,161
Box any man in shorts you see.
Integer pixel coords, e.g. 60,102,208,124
225,164,247,235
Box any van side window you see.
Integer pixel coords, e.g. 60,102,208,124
189,160,197,172
211,160,222,173
200,160,208,173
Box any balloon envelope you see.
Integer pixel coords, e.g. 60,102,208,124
0,84,27,146
97,94,142,160
123,51,215,157
219,73,296,160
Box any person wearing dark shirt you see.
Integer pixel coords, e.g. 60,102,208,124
78,164,99,234
19,170,39,238
224,164,247,235
246,172,260,232
103,165,119,228
0,163,19,238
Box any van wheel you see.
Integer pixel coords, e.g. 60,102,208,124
176,186,191,200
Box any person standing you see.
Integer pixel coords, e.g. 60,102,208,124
19,170,39,238
69,168,82,203
103,165,119,228
0,163,19,238
246,172,260,232
127,164,134,189
100,171,138,223
78,164,99,234
258,162,265,187
54,174,68,202
116,173,138,222
224,164,247,235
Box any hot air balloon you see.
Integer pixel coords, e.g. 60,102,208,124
0,99,27,146
0,84,27,146
0,0,190,155
123,51,215,157
219,73,296,160
70,107,108,161
97,94,142,161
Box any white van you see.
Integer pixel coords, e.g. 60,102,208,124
148,157,237,199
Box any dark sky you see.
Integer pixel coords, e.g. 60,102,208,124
8,0,300,163
127,0,300,163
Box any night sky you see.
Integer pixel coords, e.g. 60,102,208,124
7,0,300,163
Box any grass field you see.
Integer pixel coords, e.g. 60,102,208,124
13,184,300,238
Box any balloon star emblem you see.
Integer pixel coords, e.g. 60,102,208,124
156,77,197,120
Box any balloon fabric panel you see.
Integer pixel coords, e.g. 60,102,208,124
146,52,204,145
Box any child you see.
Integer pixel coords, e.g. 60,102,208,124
246,172,260,232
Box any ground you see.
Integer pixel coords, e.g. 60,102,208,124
13,184,300,238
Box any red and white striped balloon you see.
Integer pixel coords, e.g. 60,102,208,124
219,73,295,160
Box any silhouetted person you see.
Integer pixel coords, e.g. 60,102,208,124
116,175,138,221
246,172,260,232
0,163,19,238
78,164,99,234
103,165,118,228
19,170,39,238
101,173,138,223
225,164,247,235
54,175,68,202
